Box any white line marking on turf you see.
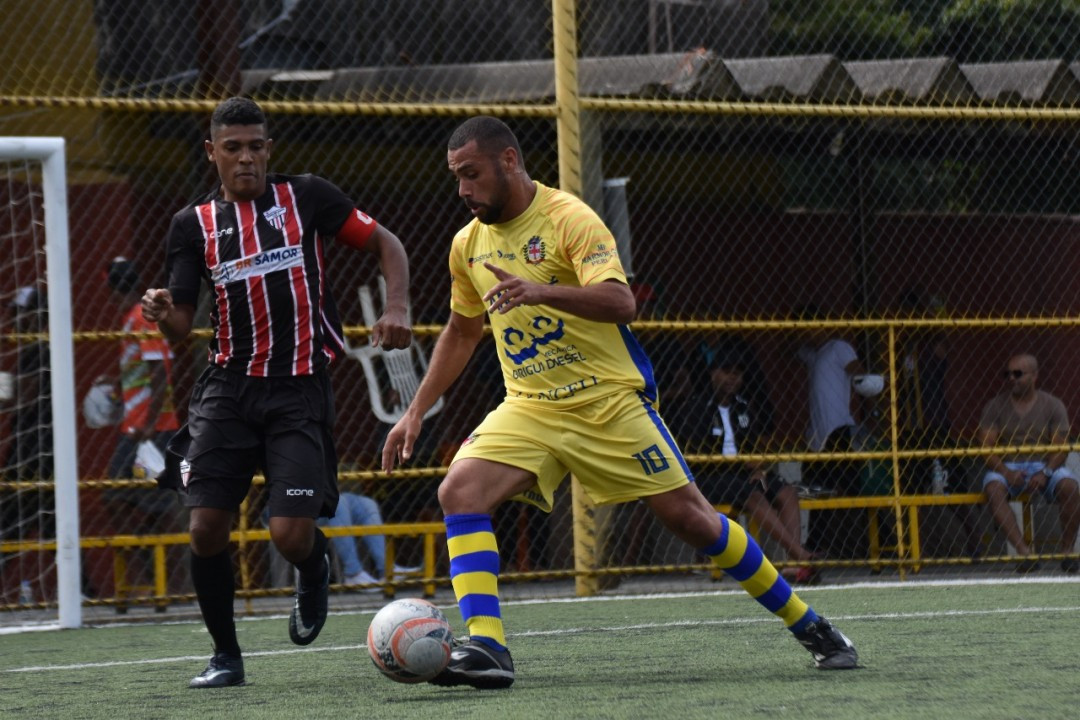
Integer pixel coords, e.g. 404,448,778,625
0,622,62,635
507,575,1080,607
4,644,362,673
2,575,1076,635
6,603,1079,674
510,605,1080,638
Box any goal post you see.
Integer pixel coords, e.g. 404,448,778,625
0,137,80,629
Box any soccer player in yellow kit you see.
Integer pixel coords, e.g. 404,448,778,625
382,116,857,688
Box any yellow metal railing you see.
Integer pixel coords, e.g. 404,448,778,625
6,491,1074,613
1,522,445,613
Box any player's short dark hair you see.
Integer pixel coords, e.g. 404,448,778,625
210,97,267,137
448,116,523,165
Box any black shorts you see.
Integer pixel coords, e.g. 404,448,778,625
164,365,339,519
695,470,789,512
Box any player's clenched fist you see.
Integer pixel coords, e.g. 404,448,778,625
141,288,173,323
370,307,413,350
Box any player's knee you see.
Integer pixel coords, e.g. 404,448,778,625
656,503,723,547
437,466,496,514
268,516,317,562
437,477,468,515
189,517,231,557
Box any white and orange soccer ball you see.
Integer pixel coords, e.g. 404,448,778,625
367,598,454,683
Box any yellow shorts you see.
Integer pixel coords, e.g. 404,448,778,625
451,390,691,512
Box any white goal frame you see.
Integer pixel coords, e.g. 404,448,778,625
0,137,80,629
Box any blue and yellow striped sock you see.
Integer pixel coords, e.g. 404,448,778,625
701,513,818,634
445,513,507,651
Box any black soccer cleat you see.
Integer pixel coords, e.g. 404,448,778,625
429,639,515,689
188,652,245,689
794,617,859,670
289,554,329,646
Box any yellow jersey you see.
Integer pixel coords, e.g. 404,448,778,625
449,182,655,409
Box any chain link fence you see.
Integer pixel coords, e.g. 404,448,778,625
3,0,1080,618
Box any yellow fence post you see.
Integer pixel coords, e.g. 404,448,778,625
153,543,167,611
886,325,908,579
552,0,599,597
238,495,253,614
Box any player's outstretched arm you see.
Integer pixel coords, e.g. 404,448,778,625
141,289,194,344
482,262,635,323
364,225,412,350
381,311,483,472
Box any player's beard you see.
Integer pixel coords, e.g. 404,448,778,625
473,162,512,224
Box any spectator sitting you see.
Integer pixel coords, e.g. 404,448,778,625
977,353,1080,574
321,490,418,588
677,339,821,584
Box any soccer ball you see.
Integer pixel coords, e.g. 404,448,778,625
367,598,454,683
852,373,886,398
82,378,122,428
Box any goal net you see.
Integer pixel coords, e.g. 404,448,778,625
0,138,80,630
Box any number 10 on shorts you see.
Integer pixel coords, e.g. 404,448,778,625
632,445,670,475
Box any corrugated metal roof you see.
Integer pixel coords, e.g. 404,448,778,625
843,57,975,104
242,53,1080,105
725,55,858,102
960,60,1080,105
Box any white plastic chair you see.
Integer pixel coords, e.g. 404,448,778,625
344,276,444,425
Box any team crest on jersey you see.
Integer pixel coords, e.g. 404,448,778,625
263,205,287,230
523,236,546,265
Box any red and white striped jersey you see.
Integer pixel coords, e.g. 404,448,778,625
165,173,376,376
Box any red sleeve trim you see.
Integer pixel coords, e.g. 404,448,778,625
336,209,378,250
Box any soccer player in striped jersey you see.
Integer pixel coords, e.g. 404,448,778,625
143,97,413,688
382,116,857,689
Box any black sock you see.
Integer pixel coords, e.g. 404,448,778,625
191,549,241,657
293,527,328,582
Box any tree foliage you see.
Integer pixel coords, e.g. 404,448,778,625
768,0,1080,61
936,0,1080,61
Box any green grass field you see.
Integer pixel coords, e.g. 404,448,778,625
2,579,1078,720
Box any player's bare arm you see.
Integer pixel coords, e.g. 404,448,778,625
381,311,484,472
482,261,635,322
363,225,412,349
141,288,194,344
